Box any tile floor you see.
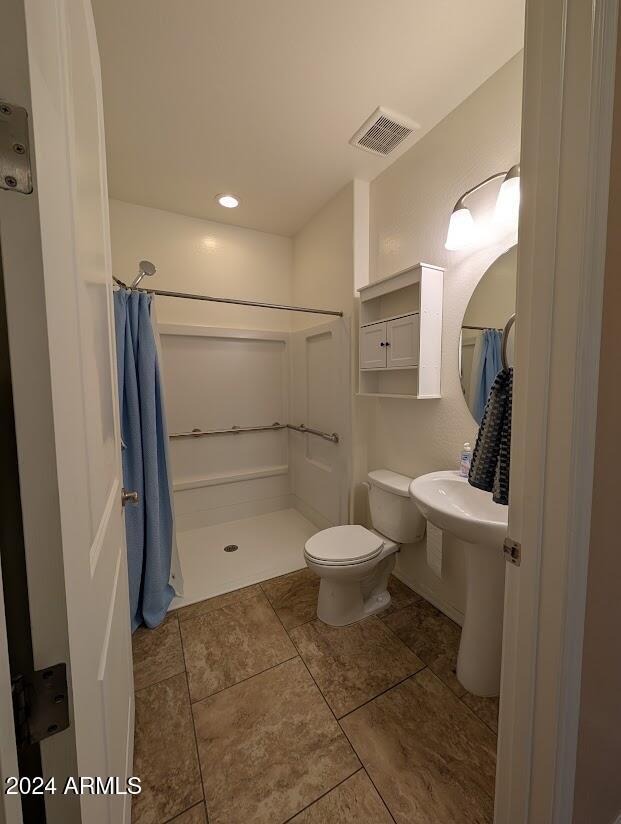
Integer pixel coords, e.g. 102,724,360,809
132,569,500,824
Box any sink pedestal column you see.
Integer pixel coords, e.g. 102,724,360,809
457,540,506,697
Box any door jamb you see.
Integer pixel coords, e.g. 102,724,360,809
496,0,619,821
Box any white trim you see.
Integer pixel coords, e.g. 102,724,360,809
158,322,289,342
552,1,618,819
172,464,289,491
353,179,370,292
496,0,619,821
357,261,443,300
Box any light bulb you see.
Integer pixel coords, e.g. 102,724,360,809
445,206,476,251
216,194,240,208
494,166,520,227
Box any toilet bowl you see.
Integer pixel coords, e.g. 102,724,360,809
304,469,425,626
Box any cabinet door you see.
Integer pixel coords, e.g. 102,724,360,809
386,314,420,367
360,322,387,369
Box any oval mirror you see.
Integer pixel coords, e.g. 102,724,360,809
460,245,517,423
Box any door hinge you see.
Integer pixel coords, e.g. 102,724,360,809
0,100,33,194
503,537,522,566
11,664,70,750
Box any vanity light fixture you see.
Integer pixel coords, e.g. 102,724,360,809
445,164,520,251
494,164,521,226
216,193,240,208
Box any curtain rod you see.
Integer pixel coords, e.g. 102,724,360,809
462,324,504,331
113,277,343,317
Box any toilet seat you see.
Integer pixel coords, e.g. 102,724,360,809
304,525,383,566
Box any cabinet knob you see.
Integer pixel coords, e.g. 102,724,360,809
380,341,385,347
385,341,391,346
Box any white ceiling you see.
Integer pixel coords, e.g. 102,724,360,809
93,0,524,237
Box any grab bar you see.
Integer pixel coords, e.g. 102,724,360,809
170,423,285,438
287,423,339,444
169,422,339,444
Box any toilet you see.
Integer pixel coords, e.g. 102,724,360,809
304,469,426,626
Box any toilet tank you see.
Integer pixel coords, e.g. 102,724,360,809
367,469,426,544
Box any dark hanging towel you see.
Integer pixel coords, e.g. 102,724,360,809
468,367,513,505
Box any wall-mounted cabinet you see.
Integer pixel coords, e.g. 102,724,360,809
358,262,444,399
360,314,420,370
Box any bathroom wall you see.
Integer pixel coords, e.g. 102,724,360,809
109,199,293,331
291,183,371,525
291,182,355,332
109,198,357,531
366,53,523,619
109,199,295,526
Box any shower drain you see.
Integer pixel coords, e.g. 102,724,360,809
224,544,238,553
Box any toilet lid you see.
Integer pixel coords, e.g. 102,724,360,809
305,525,383,565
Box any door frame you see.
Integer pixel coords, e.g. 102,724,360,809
496,0,618,820
0,238,45,824
1,1,83,821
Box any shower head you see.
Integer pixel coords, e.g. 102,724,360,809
131,260,157,288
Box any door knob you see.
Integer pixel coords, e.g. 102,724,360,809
121,488,139,506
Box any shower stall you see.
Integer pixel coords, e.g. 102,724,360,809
115,265,351,609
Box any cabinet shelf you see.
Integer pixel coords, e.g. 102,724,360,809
360,365,418,372
360,311,420,328
357,263,443,399
357,392,436,400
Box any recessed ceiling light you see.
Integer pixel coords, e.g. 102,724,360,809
216,193,239,208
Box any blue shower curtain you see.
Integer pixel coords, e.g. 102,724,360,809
114,289,175,631
472,329,503,424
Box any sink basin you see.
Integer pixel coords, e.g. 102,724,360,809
409,470,508,697
409,470,507,546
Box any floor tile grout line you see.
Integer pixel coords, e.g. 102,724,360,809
259,577,320,638
175,587,266,625
277,594,413,824
336,665,427,722
377,609,499,735
455,692,499,738
261,597,391,823
178,631,208,816
336,722,398,824
282,615,317,638
132,614,186,694
161,800,205,824
187,653,300,707
408,667,498,805
262,594,403,823
262,597,342,722
134,666,188,697
378,593,462,631
377,609,490,714
279,768,366,824
285,608,428,721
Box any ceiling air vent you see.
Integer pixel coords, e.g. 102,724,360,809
350,106,419,157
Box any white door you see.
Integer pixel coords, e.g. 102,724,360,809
0,1,133,822
386,314,419,368
289,319,351,527
360,322,386,369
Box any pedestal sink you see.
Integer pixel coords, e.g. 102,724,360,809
409,471,508,697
